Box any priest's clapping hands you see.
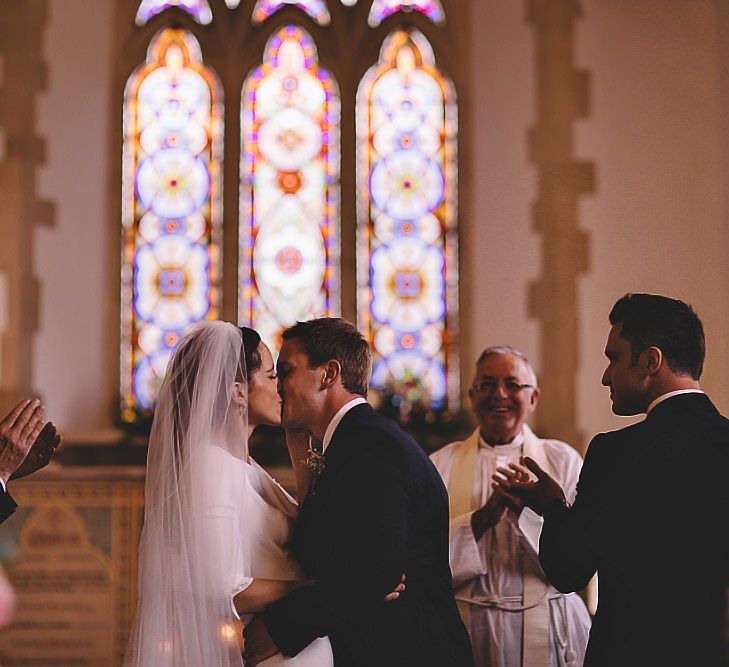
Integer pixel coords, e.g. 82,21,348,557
491,456,567,516
470,479,528,540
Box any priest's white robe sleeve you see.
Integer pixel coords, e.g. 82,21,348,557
430,443,489,587
448,511,488,587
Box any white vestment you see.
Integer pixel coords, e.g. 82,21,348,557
430,426,591,667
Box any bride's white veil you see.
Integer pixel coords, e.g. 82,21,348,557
125,321,250,666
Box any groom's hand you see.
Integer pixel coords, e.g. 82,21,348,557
492,457,566,516
243,615,278,666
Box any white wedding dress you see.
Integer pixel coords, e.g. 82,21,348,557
204,444,333,667
125,322,332,667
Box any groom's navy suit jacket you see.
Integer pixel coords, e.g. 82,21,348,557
263,403,474,666
540,393,729,666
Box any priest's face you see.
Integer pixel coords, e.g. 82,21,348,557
276,337,326,430
602,323,650,415
469,354,540,445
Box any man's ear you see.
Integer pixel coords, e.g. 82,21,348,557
644,346,663,376
528,386,541,411
321,360,342,388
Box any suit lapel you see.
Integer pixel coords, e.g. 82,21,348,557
295,403,374,575
322,403,373,462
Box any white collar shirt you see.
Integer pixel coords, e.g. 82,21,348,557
647,389,704,414
478,430,525,449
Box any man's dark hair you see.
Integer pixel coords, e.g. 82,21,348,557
282,318,372,396
609,293,705,380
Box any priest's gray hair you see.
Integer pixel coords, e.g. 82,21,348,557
476,346,538,387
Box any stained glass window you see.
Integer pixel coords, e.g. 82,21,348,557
239,25,341,352
356,29,457,410
121,28,223,421
251,0,332,26
135,0,213,26
367,0,445,27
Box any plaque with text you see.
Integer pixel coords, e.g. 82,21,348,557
0,474,144,667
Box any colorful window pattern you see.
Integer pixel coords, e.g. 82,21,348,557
121,29,223,420
356,29,457,409
368,0,445,27
135,0,213,25
239,26,341,351
251,0,332,26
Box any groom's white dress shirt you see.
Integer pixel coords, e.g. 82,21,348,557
431,426,591,667
647,389,704,414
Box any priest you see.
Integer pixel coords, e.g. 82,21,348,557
430,347,590,667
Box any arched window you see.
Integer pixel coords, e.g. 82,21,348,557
252,1,332,25
121,28,223,422
356,29,457,410
239,26,341,351
120,0,458,421
135,0,213,26
367,1,445,28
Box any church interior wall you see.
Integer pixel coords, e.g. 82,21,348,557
575,0,729,440
33,0,116,438
8,0,729,452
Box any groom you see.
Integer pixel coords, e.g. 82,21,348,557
245,318,473,666
494,294,729,665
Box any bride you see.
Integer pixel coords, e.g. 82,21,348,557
124,321,333,666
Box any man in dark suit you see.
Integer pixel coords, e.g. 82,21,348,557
0,398,61,524
244,318,473,666
494,293,729,666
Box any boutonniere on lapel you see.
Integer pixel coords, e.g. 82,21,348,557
301,445,325,478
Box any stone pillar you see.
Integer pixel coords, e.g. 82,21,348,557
0,1,54,411
527,0,594,452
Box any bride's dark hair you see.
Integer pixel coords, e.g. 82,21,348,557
239,326,262,382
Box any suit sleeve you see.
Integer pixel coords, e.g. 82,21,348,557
538,436,603,593
0,489,17,525
263,436,409,657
